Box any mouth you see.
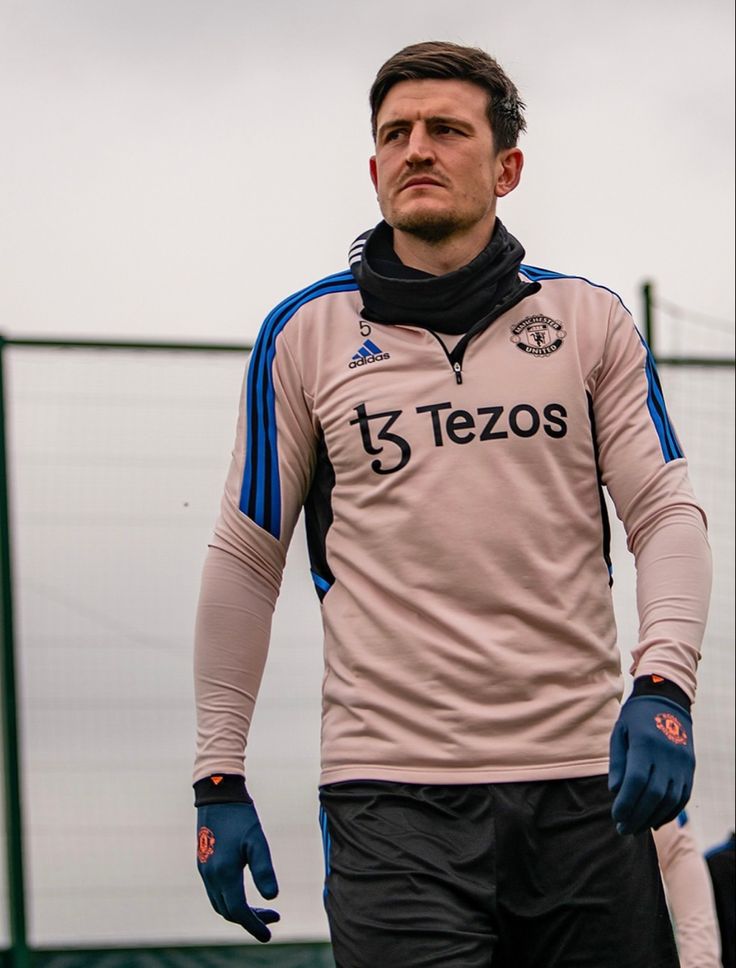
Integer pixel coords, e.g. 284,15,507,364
400,178,445,192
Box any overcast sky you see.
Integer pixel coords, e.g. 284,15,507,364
1,0,734,355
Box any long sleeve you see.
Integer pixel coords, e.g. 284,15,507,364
193,303,319,782
590,299,712,699
654,818,722,967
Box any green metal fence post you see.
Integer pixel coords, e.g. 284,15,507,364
642,280,655,355
0,336,31,968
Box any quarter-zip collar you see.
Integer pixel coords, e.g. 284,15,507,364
349,218,538,335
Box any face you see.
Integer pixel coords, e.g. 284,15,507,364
370,78,522,245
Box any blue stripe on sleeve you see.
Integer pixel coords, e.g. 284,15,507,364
240,271,358,539
637,332,684,463
519,263,630,312
519,264,683,464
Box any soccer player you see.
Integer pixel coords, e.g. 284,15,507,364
193,41,712,967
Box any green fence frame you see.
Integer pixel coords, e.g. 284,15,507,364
1,283,733,966
27,942,334,967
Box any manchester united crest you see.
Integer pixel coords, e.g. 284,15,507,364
654,712,688,746
197,825,216,864
510,315,567,357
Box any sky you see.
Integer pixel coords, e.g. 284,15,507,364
1,0,734,357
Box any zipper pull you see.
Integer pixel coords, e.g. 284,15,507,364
453,361,463,385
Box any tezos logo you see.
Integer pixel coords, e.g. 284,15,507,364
350,399,568,475
511,315,566,357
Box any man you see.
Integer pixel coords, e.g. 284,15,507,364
193,42,712,967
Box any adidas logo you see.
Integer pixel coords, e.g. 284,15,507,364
348,338,391,369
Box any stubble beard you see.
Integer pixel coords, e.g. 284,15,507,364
390,208,469,245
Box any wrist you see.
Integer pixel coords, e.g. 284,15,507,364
631,675,691,713
194,774,252,807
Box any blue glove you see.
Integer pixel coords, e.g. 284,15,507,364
609,694,695,836
196,801,280,942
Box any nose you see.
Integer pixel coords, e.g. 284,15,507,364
405,124,435,165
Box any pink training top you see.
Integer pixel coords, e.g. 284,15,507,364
193,264,711,786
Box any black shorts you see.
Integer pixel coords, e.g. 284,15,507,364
319,777,679,968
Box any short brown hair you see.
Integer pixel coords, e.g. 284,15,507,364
370,41,526,151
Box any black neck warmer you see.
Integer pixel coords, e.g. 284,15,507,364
350,218,533,335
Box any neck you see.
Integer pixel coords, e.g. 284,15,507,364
392,213,497,275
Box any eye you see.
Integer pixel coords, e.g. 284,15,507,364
383,128,406,143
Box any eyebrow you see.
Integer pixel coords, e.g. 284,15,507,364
377,114,474,139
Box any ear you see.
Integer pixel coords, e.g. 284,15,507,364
494,147,524,198
369,156,378,191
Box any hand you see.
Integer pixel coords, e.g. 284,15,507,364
196,801,280,942
609,695,695,836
